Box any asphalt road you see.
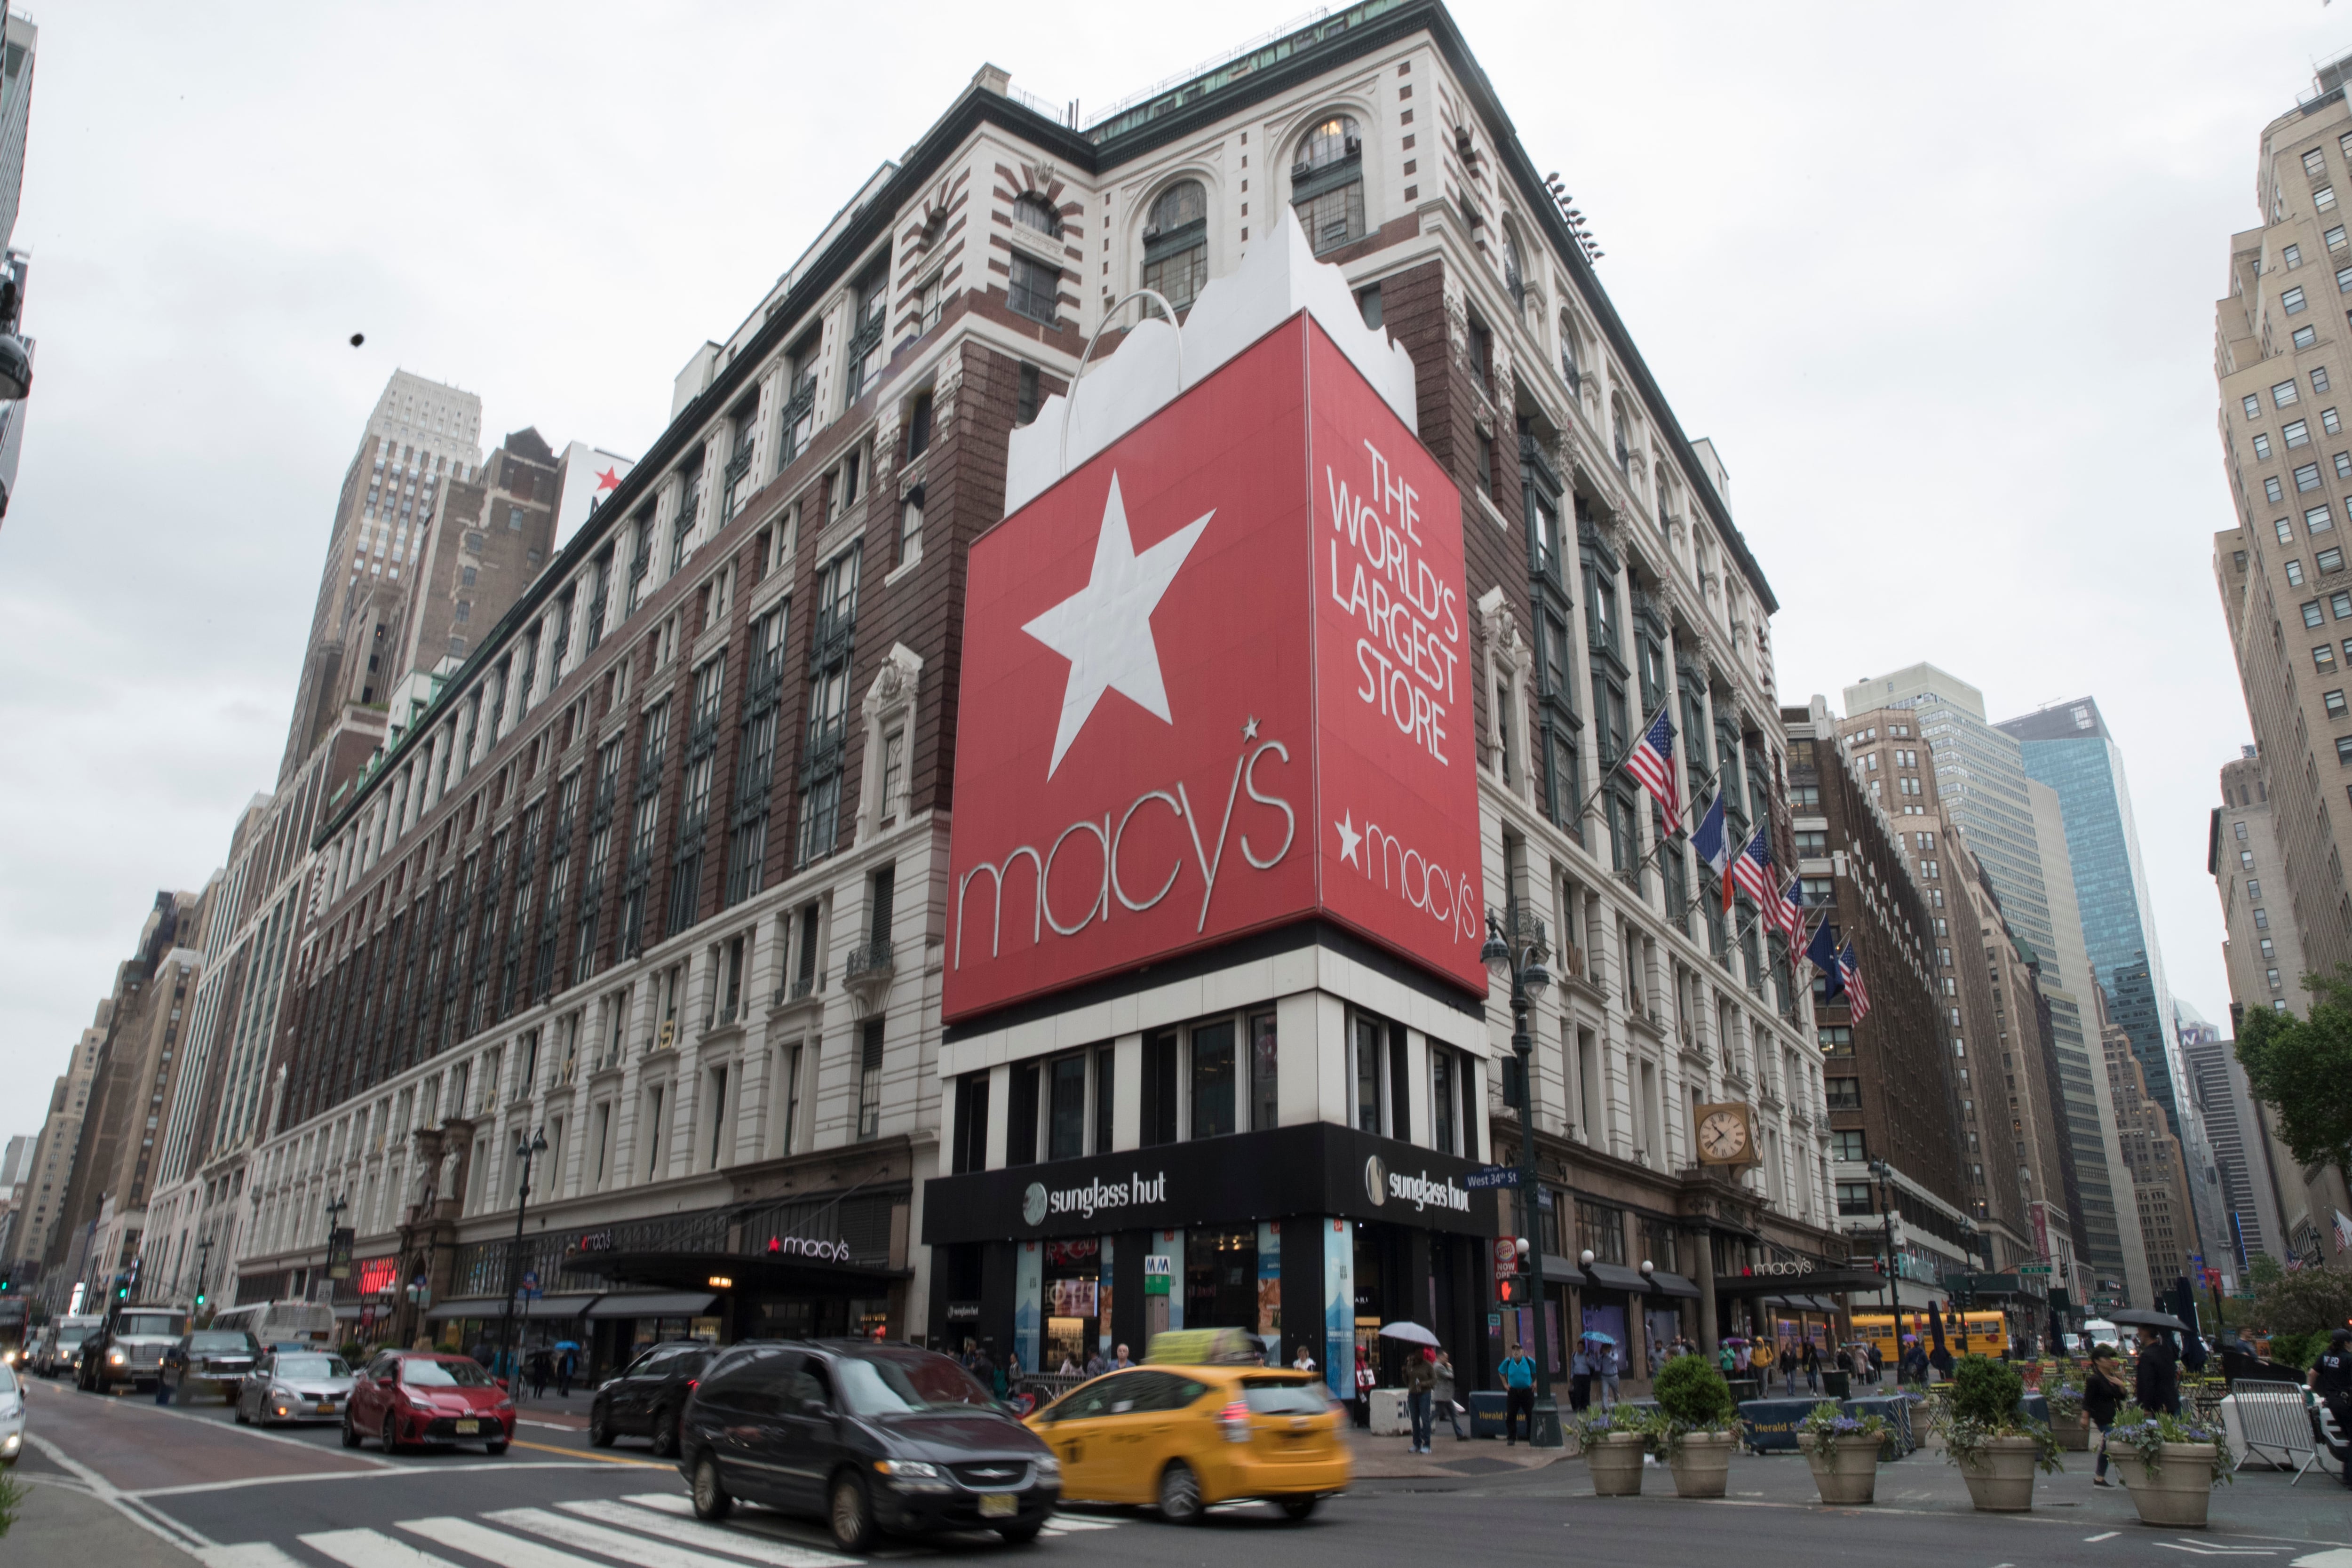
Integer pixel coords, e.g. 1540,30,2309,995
10,1372,2352,1568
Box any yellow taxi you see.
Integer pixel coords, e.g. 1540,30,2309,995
1024,1332,1349,1523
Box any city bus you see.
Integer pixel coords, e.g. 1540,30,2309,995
208,1299,337,1348
1851,1310,2008,1365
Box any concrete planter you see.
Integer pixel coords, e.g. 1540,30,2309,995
1958,1433,2042,1513
1803,1434,1881,1505
2050,1413,2090,1451
2122,1442,2217,1530
1668,1431,1737,1498
1586,1432,1645,1496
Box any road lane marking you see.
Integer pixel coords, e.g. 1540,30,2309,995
509,1435,668,1466
403,1515,647,1568
302,1528,470,1568
1041,1515,1119,1532
194,1547,310,1568
24,1430,219,1554
561,1498,859,1565
500,1504,859,1568
130,1461,618,1497
2087,1534,2121,1543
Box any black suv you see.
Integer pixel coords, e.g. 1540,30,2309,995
162,1329,259,1402
588,1340,714,1456
678,1339,1059,1550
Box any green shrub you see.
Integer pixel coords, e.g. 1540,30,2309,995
1654,1353,1736,1429
1949,1355,2023,1427
0,1469,21,1539
2267,1330,2326,1371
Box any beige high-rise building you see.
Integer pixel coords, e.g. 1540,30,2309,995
2099,989,2199,1304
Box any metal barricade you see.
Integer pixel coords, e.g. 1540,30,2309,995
2231,1378,2325,1483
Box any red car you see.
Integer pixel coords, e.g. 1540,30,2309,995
342,1352,515,1455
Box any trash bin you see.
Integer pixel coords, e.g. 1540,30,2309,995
1728,1377,1762,1405
1823,1371,1851,1399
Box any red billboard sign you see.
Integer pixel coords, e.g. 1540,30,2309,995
943,313,1483,1022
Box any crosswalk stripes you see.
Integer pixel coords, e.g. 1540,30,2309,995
284,1490,1128,1568
557,1498,859,1565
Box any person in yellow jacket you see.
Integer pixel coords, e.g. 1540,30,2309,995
1748,1338,1774,1380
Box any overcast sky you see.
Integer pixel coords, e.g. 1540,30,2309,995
1,1,2341,1148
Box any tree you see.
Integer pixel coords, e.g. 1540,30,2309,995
2234,967,2352,1174
2250,1264,2352,1339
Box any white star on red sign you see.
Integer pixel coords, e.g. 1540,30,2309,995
1335,813,1363,867
1021,473,1212,778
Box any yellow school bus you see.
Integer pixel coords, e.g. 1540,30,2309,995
1851,1311,2007,1365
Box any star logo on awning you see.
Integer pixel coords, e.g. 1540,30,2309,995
1021,473,1212,778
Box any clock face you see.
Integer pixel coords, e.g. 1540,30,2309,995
1698,1109,1750,1161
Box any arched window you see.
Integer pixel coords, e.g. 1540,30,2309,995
1503,229,1526,306
1013,193,1062,239
1558,311,1581,394
1141,180,1208,310
1291,114,1364,254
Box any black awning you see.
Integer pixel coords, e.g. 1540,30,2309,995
1646,1270,1701,1299
1715,1267,1882,1298
561,1250,910,1298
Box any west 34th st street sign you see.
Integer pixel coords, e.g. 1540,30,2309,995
944,313,1483,1022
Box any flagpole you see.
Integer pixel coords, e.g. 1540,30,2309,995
1572,700,1679,827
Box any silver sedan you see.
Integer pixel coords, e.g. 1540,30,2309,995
235,1350,356,1426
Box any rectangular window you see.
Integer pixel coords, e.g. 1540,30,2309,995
2256,433,2274,459
2245,393,2264,420
1836,1181,1874,1217
2320,186,2338,211
2324,548,2346,573
2290,559,2308,586
2332,589,2351,618
1190,1019,1235,1139
1047,1053,1087,1161
1824,1078,1862,1110
2277,378,2303,406
856,1021,883,1140
1574,1199,1626,1265
1830,1129,1866,1161
2306,147,2329,179
2286,286,2311,316
1095,1043,1116,1155
2288,243,2305,269
1016,363,1041,427
2296,325,2319,349
2255,906,2270,928
2315,644,2338,670
2335,735,2352,766
2279,516,2295,542
2320,368,2335,394
1140,1030,1177,1146
1817,1025,1853,1055
2269,477,2287,504
2288,419,2312,447
1430,1046,1456,1155
1008,252,1059,324
2337,453,2351,479
2297,462,2322,491
2312,504,2336,533
950,1070,989,1174
1248,1011,1279,1133
1351,1013,1384,1135
2331,224,2348,252
2327,689,2347,717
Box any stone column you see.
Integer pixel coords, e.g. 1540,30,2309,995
1693,1223,1718,1355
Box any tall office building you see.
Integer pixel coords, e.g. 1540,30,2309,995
2099,989,2200,1303
2179,1007,2282,1279
2210,49,2352,1005
1843,664,2148,1307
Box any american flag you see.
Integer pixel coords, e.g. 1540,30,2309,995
1725,826,1775,913
1837,941,1872,1022
1622,707,1679,817
1775,875,1805,958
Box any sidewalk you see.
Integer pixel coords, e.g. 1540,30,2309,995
1345,1426,1568,1479
503,1385,591,1430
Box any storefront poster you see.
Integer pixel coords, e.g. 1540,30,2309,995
1256,1220,1281,1346
1323,1218,1351,1403
1014,1242,1042,1376
1160,1229,1185,1331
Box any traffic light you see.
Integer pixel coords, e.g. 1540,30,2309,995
1497,1278,1517,1303
193,1290,206,1307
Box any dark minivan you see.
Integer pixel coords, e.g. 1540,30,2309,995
589,1340,715,1456
678,1339,1059,1550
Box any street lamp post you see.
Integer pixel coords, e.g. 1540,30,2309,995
1870,1160,1900,1375
495,1127,548,1389
193,1236,214,1315
320,1193,348,1304
1482,910,1560,1449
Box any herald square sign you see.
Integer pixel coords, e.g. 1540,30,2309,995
943,311,1486,1023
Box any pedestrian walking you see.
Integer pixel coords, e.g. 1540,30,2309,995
1716,1341,1736,1376
1433,1349,1466,1441
2309,1329,2352,1490
1404,1346,1437,1454
2133,1326,2180,1417
556,1345,576,1398
1083,1347,1108,1378
1353,1346,1375,1428
1568,1341,1592,1413
1114,1342,1135,1370
528,1346,551,1399
1802,1339,1820,1393
2084,1344,2129,1486
1499,1344,1536,1445
1597,1338,1620,1409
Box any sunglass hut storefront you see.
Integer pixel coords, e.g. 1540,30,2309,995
925,282,1508,1400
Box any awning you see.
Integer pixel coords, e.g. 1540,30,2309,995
1585,1262,1653,1294
563,1250,907,1298
584,1291,715,1320
1646,1270,1701,1299
522,1294,600,1320
424,1296,508,1322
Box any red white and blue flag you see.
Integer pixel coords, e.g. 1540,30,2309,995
1726,826,1775,913
1692,794,1731,881
1775,875,1805,957
1622,706,1680,817
1837,940,1871,1021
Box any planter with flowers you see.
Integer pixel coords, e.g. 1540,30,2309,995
1797,1402,1888,1505
2042,1376,2090,1451
1575,1404,1658,1496
2108,1407,2231,1529
1936,1355,2063,1513
1653,1354,1743,1499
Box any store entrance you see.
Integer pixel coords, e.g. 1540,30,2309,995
1185,1226,1256,1332
1043,1239,1102,1373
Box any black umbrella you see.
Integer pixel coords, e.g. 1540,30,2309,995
2107,1308,2188,1331
1927,1301,1952,1372
2173,1279,2208,1374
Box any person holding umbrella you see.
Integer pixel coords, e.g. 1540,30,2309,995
2134,1324,2181,1417
1377,1322,1443,1449
1926,1303,1953,1382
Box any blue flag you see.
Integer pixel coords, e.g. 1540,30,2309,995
1805,920,1841,992
1691,793,1730,877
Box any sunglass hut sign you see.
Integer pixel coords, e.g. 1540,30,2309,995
944,316,1486,1023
